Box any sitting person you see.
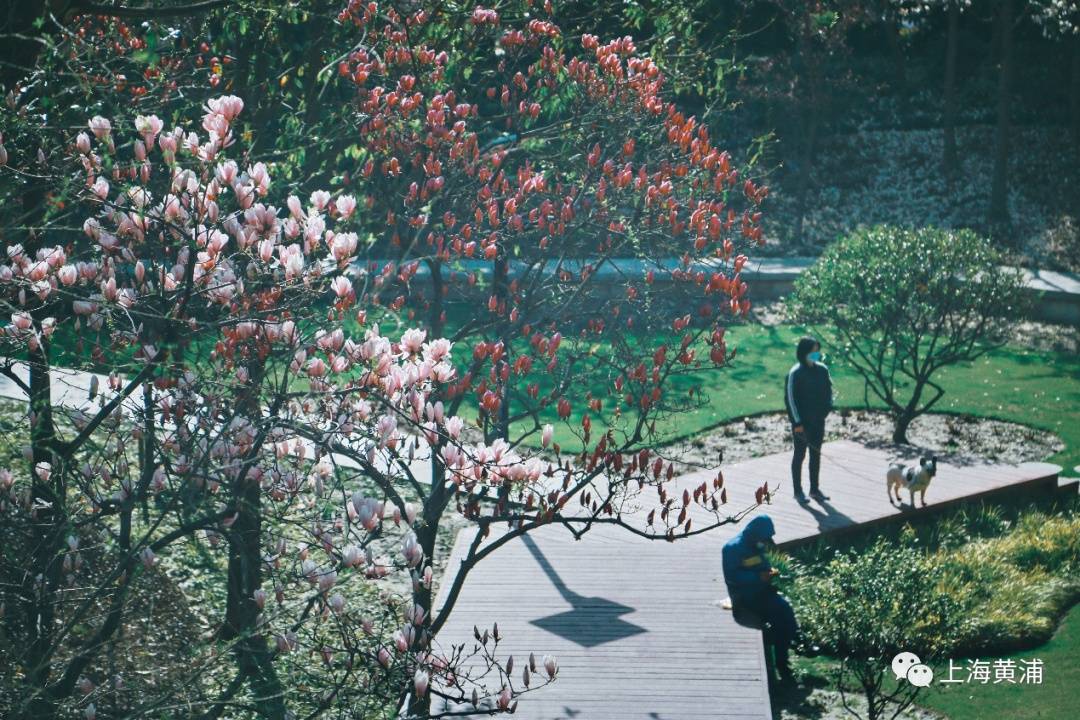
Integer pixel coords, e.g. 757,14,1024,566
722,514,799,684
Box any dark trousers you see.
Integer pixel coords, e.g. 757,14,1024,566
732,588,799,673
792,421,825,493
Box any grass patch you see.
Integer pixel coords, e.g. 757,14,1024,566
525,321,1079,472
918,602,1080,720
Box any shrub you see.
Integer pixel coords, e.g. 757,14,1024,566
936,512,1080,651
787,537,967,720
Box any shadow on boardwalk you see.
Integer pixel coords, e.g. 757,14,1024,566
523,534,647,648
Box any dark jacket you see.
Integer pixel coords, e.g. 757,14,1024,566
722,515,776,605
784,361,833,427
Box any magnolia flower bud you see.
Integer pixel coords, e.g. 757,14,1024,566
413,670,429,697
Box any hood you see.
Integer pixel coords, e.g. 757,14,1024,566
739,515,776,545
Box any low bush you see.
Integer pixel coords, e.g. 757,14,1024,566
784,540,966,720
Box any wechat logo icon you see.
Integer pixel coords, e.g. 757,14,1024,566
892,651,934,687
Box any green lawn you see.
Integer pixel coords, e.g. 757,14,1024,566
918,602,1080,720
524,321,1080,473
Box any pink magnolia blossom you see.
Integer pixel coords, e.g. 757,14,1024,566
307,357,328,378
329,232,358,262
401,532,424,568
91,177,109,200
253,588,267,609
400,328,426,355
205,95,244,121
134,114,164,144
331,275,353,298
88,116,111,139
335,194,357,219
309,190,331,211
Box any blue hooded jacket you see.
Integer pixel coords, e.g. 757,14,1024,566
722,515,776,604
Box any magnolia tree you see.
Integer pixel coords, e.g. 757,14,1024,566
335,0,766,445
1,66,767,720
0,96,541,719
327,4,772,709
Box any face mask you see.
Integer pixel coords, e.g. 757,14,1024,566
808,351,822,362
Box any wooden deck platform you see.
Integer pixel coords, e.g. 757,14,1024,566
433,440,1061,719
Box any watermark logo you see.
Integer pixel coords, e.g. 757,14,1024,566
907,664,934,687
891,653,1044,686
891,652,933,686
939,658,1043,685
891,651,921,680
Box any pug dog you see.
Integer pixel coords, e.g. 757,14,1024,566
886,455,937,507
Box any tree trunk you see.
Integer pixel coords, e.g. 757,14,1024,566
943,1,960,182
221,361,286,720
793,30,820,247
491,254,511,442
887,17,905,90
892,411,914,445
1071,35,1080,153
988,0,1014,236
22,340,63,720
410,472,445,714
15,177,64,720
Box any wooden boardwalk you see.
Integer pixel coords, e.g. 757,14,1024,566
434,440,1061,719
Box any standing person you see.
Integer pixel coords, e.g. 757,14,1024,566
785,336,833,502
722,515,799,685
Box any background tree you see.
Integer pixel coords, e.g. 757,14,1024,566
765,0,856,245
940,0,970,182
789,225,1027,443
988,0,1017,235
1029,0,1080,152
326,2,766,450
